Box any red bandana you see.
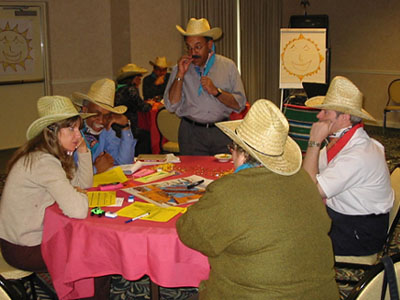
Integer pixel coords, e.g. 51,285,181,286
327,123,363,163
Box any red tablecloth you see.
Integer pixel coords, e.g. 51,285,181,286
138,102,251,154
41,156,234,299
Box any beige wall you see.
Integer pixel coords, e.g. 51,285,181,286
2,0,400,149
282,0,400,127
0,0,182,149
128,0,182,96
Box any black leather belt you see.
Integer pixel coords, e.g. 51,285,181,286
182,117,227,128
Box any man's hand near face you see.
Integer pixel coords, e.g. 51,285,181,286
105,114,130,131
94,151,114,173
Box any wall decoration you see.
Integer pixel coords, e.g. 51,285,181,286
280,28,326,89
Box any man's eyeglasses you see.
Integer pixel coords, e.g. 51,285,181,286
185,43,206,53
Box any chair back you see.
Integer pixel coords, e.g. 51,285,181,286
346,253,400,300
389,167,400,228
388,79,400,105
156,108,181,143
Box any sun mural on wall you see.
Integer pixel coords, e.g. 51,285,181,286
0,22,33,72
281,33,324,81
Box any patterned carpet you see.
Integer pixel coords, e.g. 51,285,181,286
1,125,400,299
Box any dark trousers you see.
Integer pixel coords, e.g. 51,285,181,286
178,118,231,156
327,207,389,256
0,238,111,300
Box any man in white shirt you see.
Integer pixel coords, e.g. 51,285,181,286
303,76,394,256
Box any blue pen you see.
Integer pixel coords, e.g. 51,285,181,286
125,212,150,223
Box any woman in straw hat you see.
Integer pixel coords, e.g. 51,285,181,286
177,100,339,300
115,63,152,154
0,96,110,299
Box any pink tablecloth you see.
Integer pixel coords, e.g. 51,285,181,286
41,156,234,299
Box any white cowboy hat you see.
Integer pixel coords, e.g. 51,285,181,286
72,78,127,114
26,95,95,140
216,99,302,176
305,76,376,121
176,18,222,40
149,56,171,69
116,63,148,82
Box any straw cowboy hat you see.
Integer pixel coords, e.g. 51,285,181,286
305,76,376,121
149,56,171,69
72,78,127,114
176,18,222,40
216,99,302,176
116,63,148,82
26,95,95,140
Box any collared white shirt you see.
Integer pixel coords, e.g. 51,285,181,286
317,127,394,215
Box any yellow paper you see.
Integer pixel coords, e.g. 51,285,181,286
93,166,128,187
135,171,175,183
87,191,116,207
117,201,186,222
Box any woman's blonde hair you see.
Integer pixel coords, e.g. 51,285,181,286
7,116,81,180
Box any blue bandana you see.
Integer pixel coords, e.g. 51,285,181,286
234,162,258,173
194,44,216,96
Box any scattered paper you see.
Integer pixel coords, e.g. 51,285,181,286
93,166,128,187
117,201,187,222
124,175,212,207
87,191,116,207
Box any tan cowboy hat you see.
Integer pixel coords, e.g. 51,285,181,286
72,78,127,114
26,95,96,140
216,99,302,176
176,18,222,40
305,76,376,121
149,56,171,69
116,63,148,82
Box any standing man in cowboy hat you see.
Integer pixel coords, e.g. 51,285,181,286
164,18,247,155
177,100,339,300
143,56,171,101
303,76,394,256
115,63,152,154
73,78,136,173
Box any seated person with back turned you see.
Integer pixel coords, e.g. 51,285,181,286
303,76,394,256
115,63,152,155
164,18,247,155
143,56,171,101
73,78,136,173
177,99,339,300
0,96,112,299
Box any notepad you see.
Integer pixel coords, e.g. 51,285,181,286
87,191,117,207
116,201,187,222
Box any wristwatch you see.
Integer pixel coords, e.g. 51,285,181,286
214,88,223,98
308,140,321,148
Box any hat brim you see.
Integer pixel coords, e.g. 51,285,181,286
116,70,147,82
305,96,376,121
26,112,95,140
72,92,127,114
176,25,222,40
216,120,302,176
149,61,171,69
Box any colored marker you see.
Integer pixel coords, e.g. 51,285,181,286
125,212,150,223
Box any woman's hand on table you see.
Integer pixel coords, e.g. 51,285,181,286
74,186,87,194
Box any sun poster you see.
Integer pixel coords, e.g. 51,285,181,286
280,28,326,89
0,15,44,82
